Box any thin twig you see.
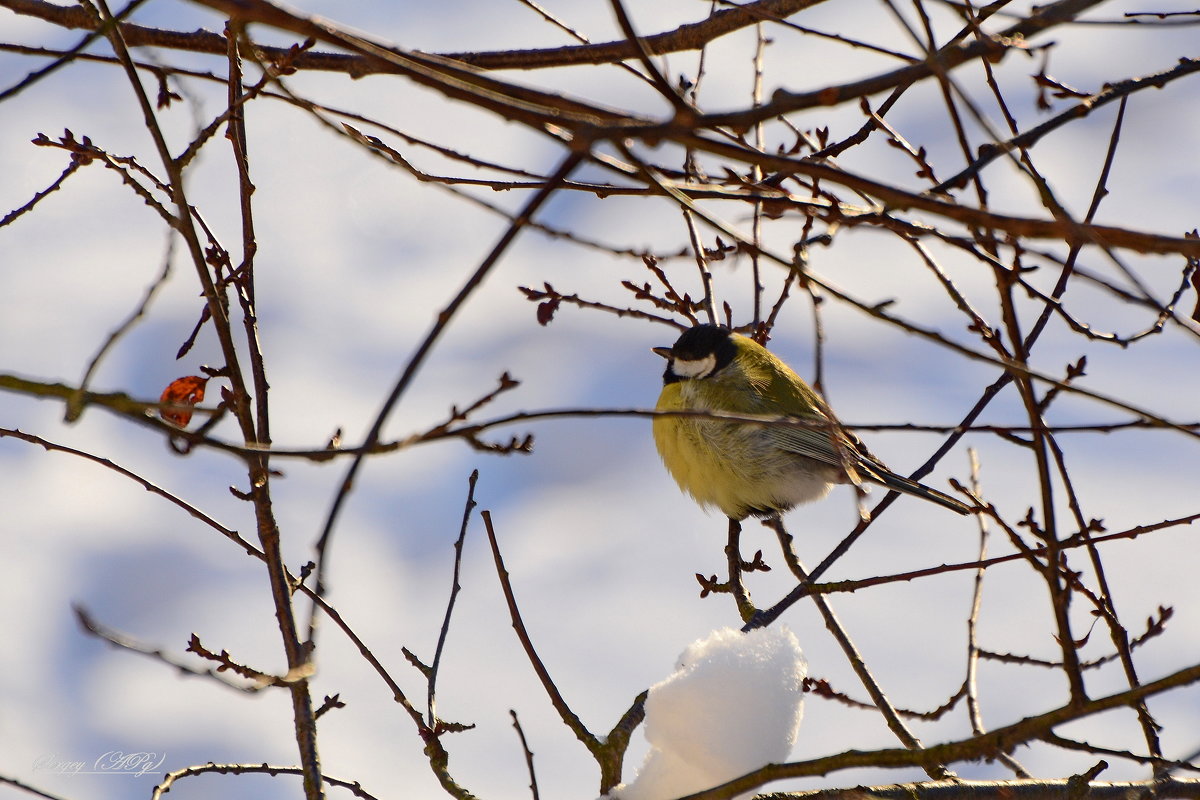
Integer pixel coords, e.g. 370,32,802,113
481,510,601,753
0,157,83,227
683,208,719,325
963,449,1030,777
509,709,541,800
428,470,480,727
763,517,953,781
74,605,264,693
150,762,383,800
0,774,73,800
608,0,690,115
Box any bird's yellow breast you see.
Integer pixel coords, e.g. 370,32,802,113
654,380,814,519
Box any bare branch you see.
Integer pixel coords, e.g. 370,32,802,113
74,605,264,693
150,762,385,800
763,777,1200,800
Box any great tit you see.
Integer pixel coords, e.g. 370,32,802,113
652,324,971,520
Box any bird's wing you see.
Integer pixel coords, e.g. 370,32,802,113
763,419,865,481
767,419,972,514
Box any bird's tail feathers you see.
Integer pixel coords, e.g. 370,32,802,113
867,467,973,515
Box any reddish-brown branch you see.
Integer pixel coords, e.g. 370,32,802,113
1,0,829,73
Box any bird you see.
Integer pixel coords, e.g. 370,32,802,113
652,324,971,521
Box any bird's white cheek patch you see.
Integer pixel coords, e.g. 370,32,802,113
672,355,716,379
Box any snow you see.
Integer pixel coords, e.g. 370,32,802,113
610,626,807,800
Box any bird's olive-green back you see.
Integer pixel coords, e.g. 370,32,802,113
722,334,827,418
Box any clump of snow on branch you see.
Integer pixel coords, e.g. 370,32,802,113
610,626,807,800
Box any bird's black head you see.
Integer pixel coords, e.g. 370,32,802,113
654,324,737,385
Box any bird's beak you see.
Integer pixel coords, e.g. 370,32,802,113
652,346,672,359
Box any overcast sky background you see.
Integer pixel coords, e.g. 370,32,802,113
2,1,1200,798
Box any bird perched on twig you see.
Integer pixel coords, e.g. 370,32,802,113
652,324,971,521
